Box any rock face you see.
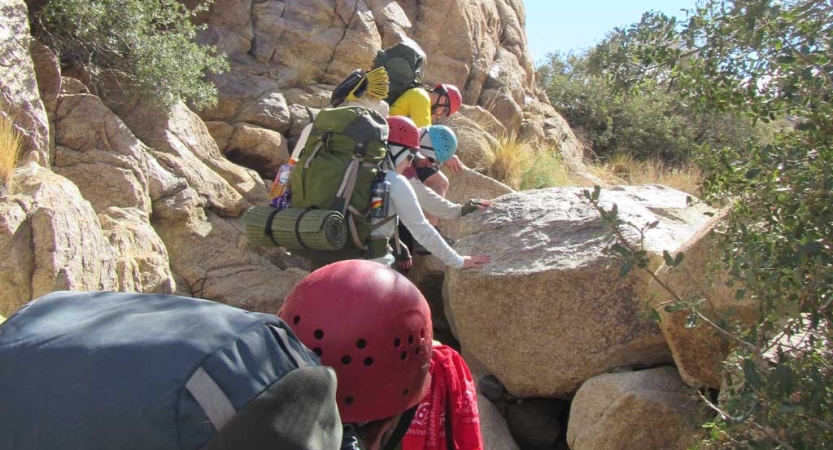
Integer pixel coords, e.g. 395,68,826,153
478,395,520,450
0,163,119,316
647,212,758,389
567,367,697,450
446,186,718,397
193,0,585,172
0,0,308,315
0,0,50,162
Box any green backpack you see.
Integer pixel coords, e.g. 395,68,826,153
372,41,426,105
288,106,390,260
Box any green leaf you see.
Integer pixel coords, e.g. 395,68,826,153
611,244,632,257
742,358,763,390
650,308,663,323
620,261,633,278
734,289,746,300
663,250,675,266
767,364,795,397
673,252,684,266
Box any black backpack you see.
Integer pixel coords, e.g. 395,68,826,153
0,291,341,450
372,41,426,105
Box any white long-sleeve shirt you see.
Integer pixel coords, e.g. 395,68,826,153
371,172,465,269
406,177,463,221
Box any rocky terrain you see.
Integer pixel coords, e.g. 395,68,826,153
0,0,747,448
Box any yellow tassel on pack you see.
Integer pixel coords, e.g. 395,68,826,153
346,67,389,102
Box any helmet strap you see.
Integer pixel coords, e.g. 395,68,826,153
431,92,451,117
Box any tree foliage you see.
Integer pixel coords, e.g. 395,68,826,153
37,0,228,110
581,1,833,448
537,18,773,164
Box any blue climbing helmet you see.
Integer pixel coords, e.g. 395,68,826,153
418,125,457,165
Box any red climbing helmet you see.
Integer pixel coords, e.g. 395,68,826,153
433,83,462,116
278,260,433,423
387,115,421,149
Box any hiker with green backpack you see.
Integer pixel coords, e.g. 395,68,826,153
247,65,489,269
246,109,488,269
372,40,467,234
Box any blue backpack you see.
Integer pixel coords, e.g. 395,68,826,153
0,291,341,450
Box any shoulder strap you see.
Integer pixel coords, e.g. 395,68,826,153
381,405,418,450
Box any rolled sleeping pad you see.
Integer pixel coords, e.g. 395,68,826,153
243,206,347,251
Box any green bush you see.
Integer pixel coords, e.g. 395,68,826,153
537,42,772,164
579,1,833,448
38,0,228,110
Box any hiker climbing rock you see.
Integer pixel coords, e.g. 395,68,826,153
400,83,466,229
245,77,489,269
278,259,434,450
372,116,490,270
401,125,491,257
373,40,468,240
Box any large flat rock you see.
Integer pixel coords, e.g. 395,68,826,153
446,185,717,397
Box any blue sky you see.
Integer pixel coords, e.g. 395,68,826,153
524,0,697,64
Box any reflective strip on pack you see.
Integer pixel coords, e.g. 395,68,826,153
185,367,236,431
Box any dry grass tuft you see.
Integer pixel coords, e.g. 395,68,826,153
285,59,316,89
485,134,579,190
588,153,703,195
0,115,23,195
484,136,703,194
484,134,528,189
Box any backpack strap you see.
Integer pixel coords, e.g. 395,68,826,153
293,208,315,250
380,405,418,450
333,156,362,214
346,213,368,251
264,208,281,247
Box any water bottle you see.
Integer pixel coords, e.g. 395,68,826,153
269,159,296,201
369,177,391,219
270,187,292,211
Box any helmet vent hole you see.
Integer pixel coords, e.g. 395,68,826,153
314,329,325,340
400,351,407,361
408,335,414,345
363,357,374,367
341,355,352,366
420,329,425,338
394,338,401,348
414,347,420,355
345,396,354,406
402,388,409,396
313,347,323,357
356,339,367,349
293,315,301,325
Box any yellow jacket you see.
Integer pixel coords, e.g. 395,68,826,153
389,87,431,127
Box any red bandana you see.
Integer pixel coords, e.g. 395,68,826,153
401,345,483,450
